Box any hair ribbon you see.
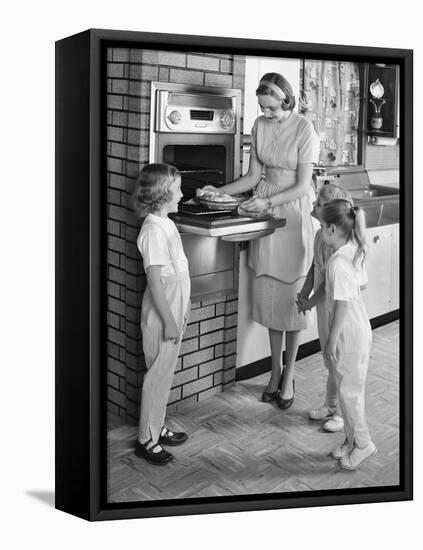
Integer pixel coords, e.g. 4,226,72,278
259,79,286,101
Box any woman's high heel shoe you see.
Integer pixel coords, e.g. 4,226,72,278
261,374,283,403
276,379,295,410
261,389,279,403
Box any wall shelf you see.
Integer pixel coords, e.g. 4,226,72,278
365,64,399,138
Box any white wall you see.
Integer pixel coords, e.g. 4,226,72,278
244,56,301,134
367,169,400,188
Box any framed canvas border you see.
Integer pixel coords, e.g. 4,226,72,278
55,29,413,521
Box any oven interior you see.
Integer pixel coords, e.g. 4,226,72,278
163,144,227,200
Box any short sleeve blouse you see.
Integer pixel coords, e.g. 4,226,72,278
249,112,320,169
326,241,367,302
327,258,358,301
137,214,188,276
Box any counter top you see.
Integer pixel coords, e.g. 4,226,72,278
174,215,286,238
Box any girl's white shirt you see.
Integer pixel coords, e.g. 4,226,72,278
137,213,189,277
326,240,368,301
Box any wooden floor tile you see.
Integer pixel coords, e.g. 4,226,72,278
107,321,400,503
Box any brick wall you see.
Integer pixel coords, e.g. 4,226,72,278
106,47,246,424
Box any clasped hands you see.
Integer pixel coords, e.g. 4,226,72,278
296,292,311,315
239,195,270,215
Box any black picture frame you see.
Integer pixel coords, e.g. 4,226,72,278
55,28,413,521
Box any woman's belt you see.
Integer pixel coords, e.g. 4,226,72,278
263,167,297,187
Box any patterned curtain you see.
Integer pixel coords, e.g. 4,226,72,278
299,61,361,166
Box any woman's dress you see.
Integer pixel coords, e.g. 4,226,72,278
248,112,320,330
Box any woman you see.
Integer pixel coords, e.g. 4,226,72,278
202,72,319,408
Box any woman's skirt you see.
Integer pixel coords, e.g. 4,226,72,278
251,274,310,331
249,178,316,331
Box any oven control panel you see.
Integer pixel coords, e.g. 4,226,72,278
155,90,238,133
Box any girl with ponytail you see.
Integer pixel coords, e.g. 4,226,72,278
297,185,353,434
322,200,368,267
319,199,376,470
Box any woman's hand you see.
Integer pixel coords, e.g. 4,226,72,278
240,196,270,215
164,318,180,344
324,337,338,362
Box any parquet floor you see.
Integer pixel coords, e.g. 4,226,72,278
107,321,399,502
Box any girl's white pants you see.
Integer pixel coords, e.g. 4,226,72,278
138,271,190,445
334,343,372,449
317,304,337,410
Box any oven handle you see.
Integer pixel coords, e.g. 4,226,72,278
221,228,274,242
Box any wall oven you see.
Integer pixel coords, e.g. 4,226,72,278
149,82,284,302
150,81,241,192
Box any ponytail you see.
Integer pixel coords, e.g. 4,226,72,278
321,199,368,267
350,205,368,267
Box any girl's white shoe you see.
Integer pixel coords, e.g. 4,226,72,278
339,442,377,470
323,414,344,432
331,440,351,460
308,405,336,421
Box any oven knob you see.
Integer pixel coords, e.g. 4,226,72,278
220,110,235,131
168,110,181,125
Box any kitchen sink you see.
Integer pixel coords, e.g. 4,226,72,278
350,185,400,200
325,170,400,227
351,185,399,226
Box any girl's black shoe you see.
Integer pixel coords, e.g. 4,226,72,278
159,427,188,446
134,440,174,465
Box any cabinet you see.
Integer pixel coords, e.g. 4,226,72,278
362,225,392,318
236,249,270,368
365,64,399,138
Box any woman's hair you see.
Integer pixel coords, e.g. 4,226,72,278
318,182,352,204
133,163,180,219
256,72,296,111
321,199,368,267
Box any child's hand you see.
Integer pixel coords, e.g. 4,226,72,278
298,287,308,299
182,300,191,335
296,293,310,315
324,337,338,362
164,318,180,344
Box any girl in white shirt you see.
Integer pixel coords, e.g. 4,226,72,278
133,163,191,466
297,184,353,434
320,199,376,470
